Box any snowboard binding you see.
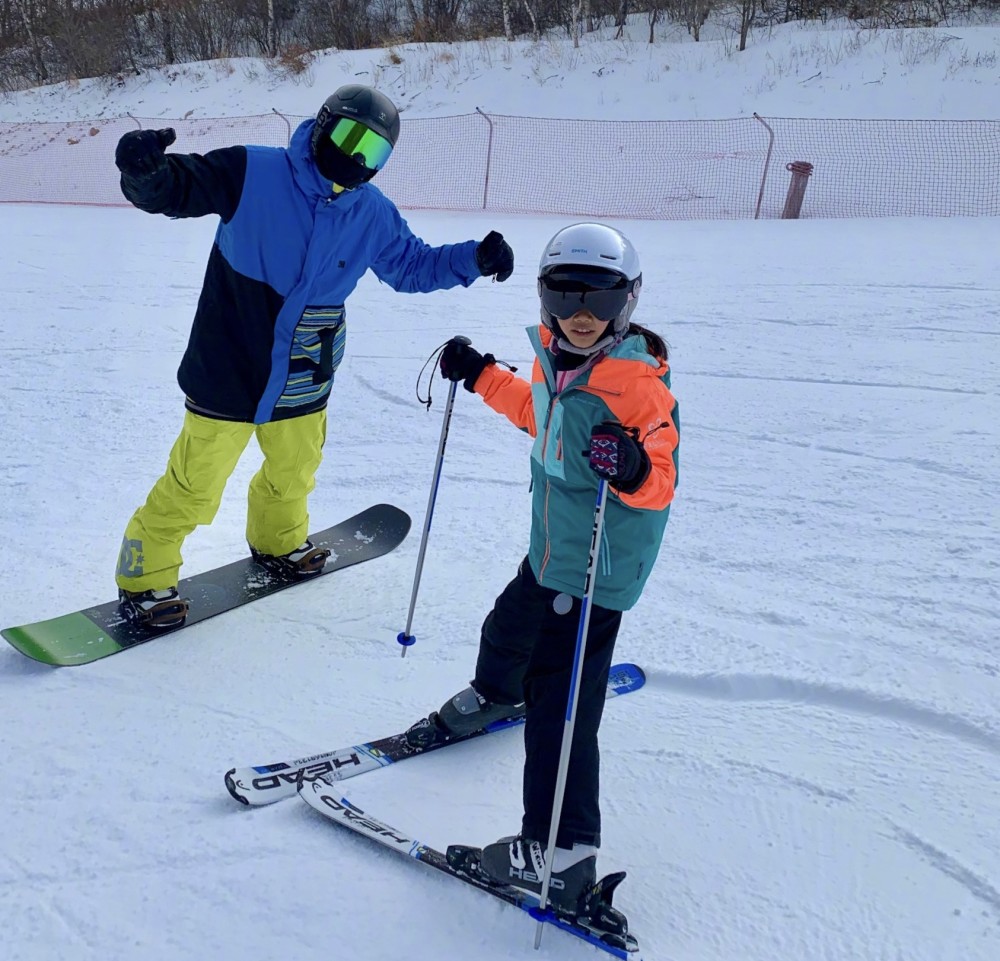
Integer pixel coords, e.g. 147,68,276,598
249,541,331,577
117,588,190,629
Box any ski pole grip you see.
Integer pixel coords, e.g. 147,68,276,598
450,334,471,346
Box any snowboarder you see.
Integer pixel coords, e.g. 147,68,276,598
112,84,514,628
407,222,679,917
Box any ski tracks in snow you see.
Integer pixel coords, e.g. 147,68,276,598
888,824,1000,918
634,666,1000,939
644,668,1000,758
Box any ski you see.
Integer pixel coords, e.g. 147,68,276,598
225,662,645,806
298,777,641,958
2,504,410,666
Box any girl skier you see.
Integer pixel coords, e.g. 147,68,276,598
408,222,679,919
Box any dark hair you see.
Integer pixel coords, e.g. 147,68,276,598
627,322,668,361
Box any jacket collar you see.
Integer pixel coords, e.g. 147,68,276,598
288,119,373,204
527,323,667,390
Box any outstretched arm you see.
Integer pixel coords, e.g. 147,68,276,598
371,205,513,293
116,128,246,222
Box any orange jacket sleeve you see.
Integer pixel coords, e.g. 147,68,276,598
592,358,678,512
472,362,538,437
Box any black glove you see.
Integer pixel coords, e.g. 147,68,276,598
587,422,650,494
475,231,514,283
115,128,176,179
440,338,496,392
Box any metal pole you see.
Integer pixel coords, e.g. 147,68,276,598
752,112,776,220
397,338,469,657
271,107,293,145
533,477,610,948
475,107,494,211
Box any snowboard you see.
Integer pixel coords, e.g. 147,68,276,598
1,504,411,667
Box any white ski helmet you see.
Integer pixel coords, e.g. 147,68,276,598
537,222,642,355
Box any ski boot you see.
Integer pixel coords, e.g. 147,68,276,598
404,684,526,749
478,835,597,913
118,587,189,629
250,540,330,577
446,841,637,953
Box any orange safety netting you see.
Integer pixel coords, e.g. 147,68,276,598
1,112,997,219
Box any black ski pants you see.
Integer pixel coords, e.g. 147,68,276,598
473,558,622,849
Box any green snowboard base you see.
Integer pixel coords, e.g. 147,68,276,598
2,504,410,667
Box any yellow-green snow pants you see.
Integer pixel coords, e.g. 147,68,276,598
116,409,327,592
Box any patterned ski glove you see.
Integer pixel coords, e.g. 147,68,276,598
115,128,176,179
587,422,650,494
475,231,514,282
440,338,496,392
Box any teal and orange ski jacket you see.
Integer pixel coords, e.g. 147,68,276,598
473,324,679,611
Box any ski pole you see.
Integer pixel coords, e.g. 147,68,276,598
397,336,468,658
532,476,610,949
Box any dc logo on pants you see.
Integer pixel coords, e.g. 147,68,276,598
117,538,145,577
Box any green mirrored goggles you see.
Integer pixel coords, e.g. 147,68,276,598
329,117,394,172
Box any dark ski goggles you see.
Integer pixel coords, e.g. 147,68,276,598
328,117,394,172
539,266,638,322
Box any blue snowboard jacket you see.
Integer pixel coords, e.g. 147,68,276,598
119,120,483,423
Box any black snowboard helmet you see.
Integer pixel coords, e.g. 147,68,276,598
311,85,401,189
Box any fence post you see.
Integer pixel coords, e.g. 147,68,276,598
782,161,814,219
271,107,293,146
752,112,775,220
474,107,494,211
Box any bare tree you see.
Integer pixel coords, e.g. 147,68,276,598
570,0,583,47
522,0,540,40
0,0,20,53
16,0,969,93
735,0,757,48
266,0,277,55
12,0,48,82
404,0,468,41
647,0,663,41
669,0,714,41
156,0,177,64
614,0,629,38
501,0,513,39
44,0,146,80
